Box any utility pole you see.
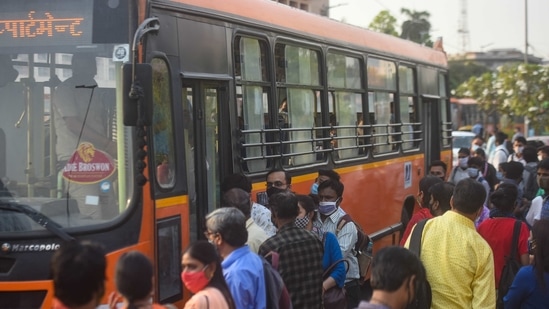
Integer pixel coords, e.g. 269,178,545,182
458,0,470,52
524,0,528,64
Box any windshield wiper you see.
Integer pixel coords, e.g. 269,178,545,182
0,201,74,241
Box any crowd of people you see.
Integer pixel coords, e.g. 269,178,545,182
49,128,549,309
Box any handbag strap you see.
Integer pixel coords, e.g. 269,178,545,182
409,219,429,257
323,258,349,280
203,295,209,309
508,220,521,261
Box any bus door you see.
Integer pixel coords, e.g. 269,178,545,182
422,95,441,169
181,81,229,240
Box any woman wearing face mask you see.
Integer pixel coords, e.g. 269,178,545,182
181,241,235,309
296,194,346,298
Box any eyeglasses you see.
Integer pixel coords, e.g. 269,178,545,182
203,230,217,238
266,181,286,188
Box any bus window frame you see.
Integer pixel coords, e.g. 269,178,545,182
149,54,178,192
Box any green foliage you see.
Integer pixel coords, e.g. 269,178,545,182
368,10,399,37
455,64,549,133
400,8,432,47
448,61,490,92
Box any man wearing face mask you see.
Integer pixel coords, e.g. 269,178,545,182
448,148,471,184
508,136,527,166
257,169,292,206
316,179,360,309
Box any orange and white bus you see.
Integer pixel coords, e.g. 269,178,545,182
0,0,451,307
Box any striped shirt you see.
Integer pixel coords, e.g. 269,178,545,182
315,207,360,281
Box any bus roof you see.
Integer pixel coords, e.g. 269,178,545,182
161,0,448,68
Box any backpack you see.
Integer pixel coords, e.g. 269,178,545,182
497,220,522,309
336,214,372,283
262,251,293,309
407,219,433,309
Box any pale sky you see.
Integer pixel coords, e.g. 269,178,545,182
328,0,549,60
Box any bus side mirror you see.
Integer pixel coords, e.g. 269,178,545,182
122,63,153,126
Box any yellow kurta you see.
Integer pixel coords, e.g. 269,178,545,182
405,211,495,309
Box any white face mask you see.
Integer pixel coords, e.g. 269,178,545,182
458,157,468,169
514,146,524,154
539,155,544,162
318,199,339,215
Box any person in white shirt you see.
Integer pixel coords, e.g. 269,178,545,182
489,132,510,173
449,148,471,184
221,173,277,237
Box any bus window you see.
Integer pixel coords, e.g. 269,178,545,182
151,58,176,189
399,66,420,150
327,53,363,160
276,43,322,167
234,37,270,173
368,58,397,154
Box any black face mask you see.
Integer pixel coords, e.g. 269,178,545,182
266,186,286,197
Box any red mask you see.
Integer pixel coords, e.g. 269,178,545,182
181,266,210,294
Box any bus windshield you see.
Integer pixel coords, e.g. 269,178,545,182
0,0,133,232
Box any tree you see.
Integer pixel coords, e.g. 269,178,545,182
400,8,432,47
368,10,399,37
455,64,549,133
448,61,490,92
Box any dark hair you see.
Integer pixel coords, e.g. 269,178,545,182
266,169,292,185
522,146,538,163
532,219,549,289
538,146,549,156
222,188,251,217
269,191,299,219
504,161,524,180
371,246,427,293
116,251,153,307
51,241,106,308
467,156,484,168
220,173,252,193
419,176,443,206
539,158,549,170
453,178,486,214
514,136,527,145
296,194,316,214
318,179,344,197
474,148,486,160
429,160,447,173
458,147,471,156
489,183,518,213
429,182,455,213
184,241,236,309
495,132,507,145
318,169,341,182
205,208,248,247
